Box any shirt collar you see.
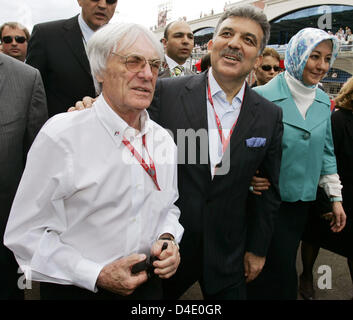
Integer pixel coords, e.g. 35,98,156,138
94,94,152,147
208,67,245,108
165,55,187,70
78,13,95,44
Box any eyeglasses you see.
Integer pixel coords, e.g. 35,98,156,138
90,0,117,4
111,53,162,75
261,65,281,72
1,36,27,44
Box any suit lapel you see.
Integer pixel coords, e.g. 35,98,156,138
180,72,208,131
62,15,92,77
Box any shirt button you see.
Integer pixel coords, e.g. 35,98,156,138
303,132,310,140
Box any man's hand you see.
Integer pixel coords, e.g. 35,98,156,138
151,239,180,279
250,171,270,195
330,201,346,233
67,96,96,112
244,251,266,283
96,254,148,296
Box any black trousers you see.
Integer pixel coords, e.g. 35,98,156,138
163,235,246,300
40,276,162,300
247,201,311,300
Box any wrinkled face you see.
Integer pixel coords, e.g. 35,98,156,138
255,55,280,85
163,21,194,65
97,35,160,117
208,17,263,84
302,40,333,86
1,26,28,61
77,0,117,31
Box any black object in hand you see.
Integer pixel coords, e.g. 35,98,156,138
131,242,168,278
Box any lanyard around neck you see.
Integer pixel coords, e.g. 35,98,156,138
122,135,161,191
207,78,245,154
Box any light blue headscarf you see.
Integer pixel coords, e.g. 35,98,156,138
285,28,339,86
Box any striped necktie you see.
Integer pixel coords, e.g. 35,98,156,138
171,65,184,77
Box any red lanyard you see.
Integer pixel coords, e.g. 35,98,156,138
207,78,245,153
122,135,161,191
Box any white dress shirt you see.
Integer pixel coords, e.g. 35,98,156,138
4,94,183,292
207,67,245,176
78,14,95,51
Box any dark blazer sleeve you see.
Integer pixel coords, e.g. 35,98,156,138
246,105,283,256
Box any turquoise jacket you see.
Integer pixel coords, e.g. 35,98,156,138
254,73,337,202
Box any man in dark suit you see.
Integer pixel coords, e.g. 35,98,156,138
149,6,283,299
26,0,117,117
0,53,48,299
159,20,195,78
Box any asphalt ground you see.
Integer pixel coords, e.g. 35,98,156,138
24,244,352,300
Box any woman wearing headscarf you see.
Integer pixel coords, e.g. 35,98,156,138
299,76,353,300
246,28,346,300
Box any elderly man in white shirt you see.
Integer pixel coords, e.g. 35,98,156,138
4,22,183,300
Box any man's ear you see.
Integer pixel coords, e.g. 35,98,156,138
207,39,213,51
161,38,168,50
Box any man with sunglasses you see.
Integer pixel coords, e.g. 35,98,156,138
251,47,281,88
0,22,29,62
26,0,117,117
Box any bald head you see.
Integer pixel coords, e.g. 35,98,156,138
162,21,194,65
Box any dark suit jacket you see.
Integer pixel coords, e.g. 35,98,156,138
0,53,47,298
26,15,96,117
0,53,48,233
149,72,283,294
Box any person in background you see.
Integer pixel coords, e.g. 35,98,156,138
251,47,281,88
0,22,30,62
200,52,211,72
299,76,353,300
26,0,118,117
159,20,195,78
4,23,183,300
0,52,48,299
247,28,346,300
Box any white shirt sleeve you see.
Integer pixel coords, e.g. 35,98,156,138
4,131,103,292
318,173,343,198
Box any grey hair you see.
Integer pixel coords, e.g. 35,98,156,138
214,5,270,54
87,23,164,94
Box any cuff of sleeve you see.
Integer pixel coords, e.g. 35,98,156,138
158,225,184,245
73,259,103,293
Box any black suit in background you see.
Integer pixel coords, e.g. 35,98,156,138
26,15,96,117
148,72,283,299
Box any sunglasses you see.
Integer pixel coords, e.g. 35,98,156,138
1,35,27,44
90,0,117,4
261,65,281,72
111,53,162,75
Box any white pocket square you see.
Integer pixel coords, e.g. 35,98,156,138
246,137,266,148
